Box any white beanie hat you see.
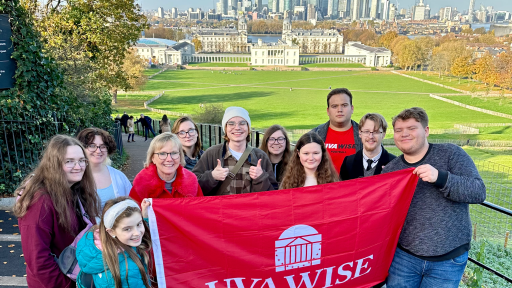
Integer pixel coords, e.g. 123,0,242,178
222,107,251,132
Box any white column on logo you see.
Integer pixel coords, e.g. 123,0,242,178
307,243,312,260
291,246,296,263
286,247,290,264
296,245,301,263
301,244,307,261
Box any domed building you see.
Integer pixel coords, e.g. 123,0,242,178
281,19,344,54
192,17,251,53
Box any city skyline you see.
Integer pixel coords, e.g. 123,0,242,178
137,0,512,15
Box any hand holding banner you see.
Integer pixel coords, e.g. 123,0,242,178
148,168,418,288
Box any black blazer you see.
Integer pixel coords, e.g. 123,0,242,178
339,147,396,181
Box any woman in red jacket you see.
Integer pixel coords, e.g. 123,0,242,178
130,132,203,203
14,135,100,288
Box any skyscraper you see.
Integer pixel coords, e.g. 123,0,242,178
338,0,350,16
468,0,475,23
370,0,379,18
413,0,426,20
382,0,389,20
328,0,339,18
257,0,263,12
352,0,361,20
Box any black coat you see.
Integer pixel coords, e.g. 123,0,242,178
339,147,396,181
120,114,129,126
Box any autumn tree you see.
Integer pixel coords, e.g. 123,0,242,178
451,55,473,84
378,31,398,48
191,38,203,52
473,53,498,87
36,0,147,104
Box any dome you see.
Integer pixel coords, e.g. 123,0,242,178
278,225,318,239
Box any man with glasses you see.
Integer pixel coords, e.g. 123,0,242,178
311,88,362,174
193,107,277,195
383,107,486,288
339,113,396,180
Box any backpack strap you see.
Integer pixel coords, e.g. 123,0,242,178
218,146,253,194
71,199,93,247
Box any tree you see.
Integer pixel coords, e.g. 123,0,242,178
474,27,486,34
473,53,498,87
378,31,398,48
112,48,147,103
399,40,422,70
36,0,148,104
191,38,203,52
451,55,473,84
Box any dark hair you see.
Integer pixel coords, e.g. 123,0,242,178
76,128,117,155
359,113,388,133
280,132,338,189
259,125,291,180
129,116,134,119
161,114,169,125
392,107,429,128
171,116,202,158
327,88,353,107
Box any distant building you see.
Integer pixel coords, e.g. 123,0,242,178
157,7,165,18
412,0,426,20
281,18,344,53
193,18,250,53
171,7,178,18
345,41,391,67
134,38,194,65
251,38,300,66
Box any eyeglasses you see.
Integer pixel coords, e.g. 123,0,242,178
64,159,88,168
360,131,383,137
226,120,248,128
177,129,197,138
86,144,108,152
268,137,286,144
154,152,180,160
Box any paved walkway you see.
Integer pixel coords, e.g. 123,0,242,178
121,133,152,182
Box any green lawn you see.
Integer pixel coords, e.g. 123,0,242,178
187,62,249,67
302,63,366,68
442,95,512,116
402,71,502,92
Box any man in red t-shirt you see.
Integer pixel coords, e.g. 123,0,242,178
311,88,362,173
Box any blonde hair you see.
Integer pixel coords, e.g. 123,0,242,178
97,197,152,288
14,135,100,233
359,113,388,133
144,132,185,167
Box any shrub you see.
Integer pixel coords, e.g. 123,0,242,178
193,103,224,125
371,67,377,71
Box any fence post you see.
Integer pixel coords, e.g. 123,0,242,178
506,231,510,249
473,223,477,241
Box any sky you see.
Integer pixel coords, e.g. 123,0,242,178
137,0,512,14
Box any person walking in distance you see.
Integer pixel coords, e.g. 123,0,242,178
383,107,486,288
311,88,362,174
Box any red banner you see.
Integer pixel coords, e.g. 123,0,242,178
148,168,418,288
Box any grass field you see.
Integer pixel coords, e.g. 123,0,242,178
302,63,366,68
442,95,512,116
187,62,249,67
402,71,503,92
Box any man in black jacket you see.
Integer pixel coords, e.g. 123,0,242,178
120,111,130,134
339,113,396,180
134,114,156,141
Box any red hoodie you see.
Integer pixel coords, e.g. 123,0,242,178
130,164,203,204
18,193,82,288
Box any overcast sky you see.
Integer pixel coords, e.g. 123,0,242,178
137,0,512,14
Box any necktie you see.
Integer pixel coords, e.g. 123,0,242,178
366,159,374,171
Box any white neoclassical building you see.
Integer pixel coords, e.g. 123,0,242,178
193,18,251,53
345,41,392,67
251,39,300,66
281,19,344,54
134,38,195,65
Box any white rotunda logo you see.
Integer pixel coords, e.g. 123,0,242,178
275,225,322,272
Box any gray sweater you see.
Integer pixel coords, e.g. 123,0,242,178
383,143,486,257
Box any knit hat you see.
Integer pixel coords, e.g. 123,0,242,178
222,107,251,132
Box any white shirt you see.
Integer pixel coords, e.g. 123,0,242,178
228,146,243,161
363,148,383,170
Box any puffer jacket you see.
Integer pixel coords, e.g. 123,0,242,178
76,230,149,288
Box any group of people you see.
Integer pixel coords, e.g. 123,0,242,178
15,87,486,288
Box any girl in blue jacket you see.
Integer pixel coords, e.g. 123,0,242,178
76,197,153,288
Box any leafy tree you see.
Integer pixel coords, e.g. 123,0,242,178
378,31,398,48
36,0,148,104
191,37,203,52
144,24,186,41
473,53,498,87
474,27,486,34
451,55,473,84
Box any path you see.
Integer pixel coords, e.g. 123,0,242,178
121,133,152,182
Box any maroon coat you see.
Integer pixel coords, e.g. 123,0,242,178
130,164,203,204
18,192,83,288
